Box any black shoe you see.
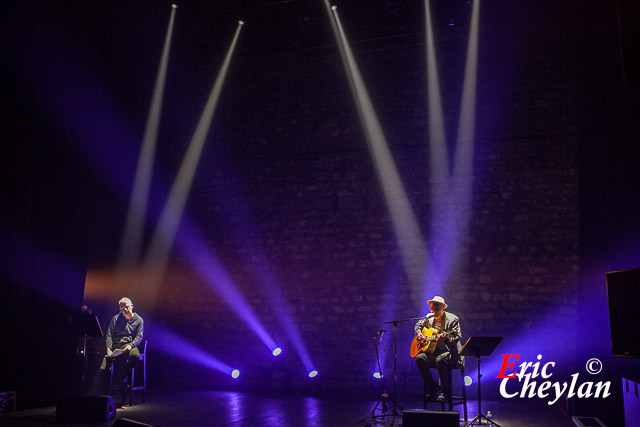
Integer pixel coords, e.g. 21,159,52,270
436,393,450,403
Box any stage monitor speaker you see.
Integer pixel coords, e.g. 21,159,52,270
402,409,459,427
113,418,155,426
56,395,116,423
606,267,640,358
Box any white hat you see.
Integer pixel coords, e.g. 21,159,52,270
427,295,447,308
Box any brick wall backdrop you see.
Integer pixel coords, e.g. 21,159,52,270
138,0,579,395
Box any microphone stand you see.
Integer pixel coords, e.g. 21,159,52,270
379,316,428,417
371,329,399,419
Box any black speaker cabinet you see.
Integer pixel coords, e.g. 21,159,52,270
606,268,640,358
56,395,116,422
402,409,460,427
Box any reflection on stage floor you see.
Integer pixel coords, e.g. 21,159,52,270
0,389,582,426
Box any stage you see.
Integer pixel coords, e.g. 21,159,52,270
1,389,576,426
2,1,639,427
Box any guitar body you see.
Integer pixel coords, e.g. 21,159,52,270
410,327,440,357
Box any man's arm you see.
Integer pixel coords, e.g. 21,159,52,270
446,316,461,343
105,315,116,355
415,315,429,338
131,317,144,348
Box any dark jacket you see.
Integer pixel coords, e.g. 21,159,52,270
414,311,464,366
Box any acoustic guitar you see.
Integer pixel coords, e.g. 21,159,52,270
410,327,458,357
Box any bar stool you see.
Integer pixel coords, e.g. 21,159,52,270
110,340,147,406
423,363,468,425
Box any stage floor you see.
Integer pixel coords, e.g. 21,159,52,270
1,389,575,426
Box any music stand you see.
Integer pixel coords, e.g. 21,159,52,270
460,337,502,426
70,313,104,394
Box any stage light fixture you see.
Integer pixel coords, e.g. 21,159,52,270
231,369,240,379
172,4,177,9
308,370,318,378
373,372,383,379
331,5,337,11
272,347,282,356
464,376,473,386
238,20,244,26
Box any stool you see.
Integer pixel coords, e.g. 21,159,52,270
109,340,147,406
423,363,468,425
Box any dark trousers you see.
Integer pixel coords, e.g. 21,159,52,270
96,347,140,395
415,350,452,397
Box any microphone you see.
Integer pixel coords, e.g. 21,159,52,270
378,329,387,351
373,329,387,339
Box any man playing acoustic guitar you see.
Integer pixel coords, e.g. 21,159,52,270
413,295,464,403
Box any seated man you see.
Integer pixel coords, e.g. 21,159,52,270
96,297,144,395
414,295,463,403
